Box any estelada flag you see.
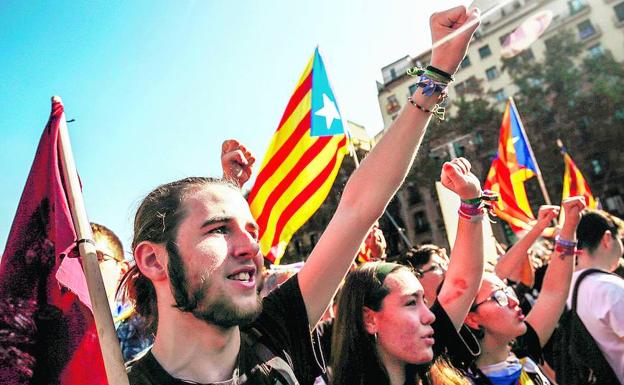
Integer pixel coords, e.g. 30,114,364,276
561,147,597,208
248,48,349,263
484,99,538,232
0,97,107,384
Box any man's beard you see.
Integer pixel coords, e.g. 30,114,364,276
166,241,262,328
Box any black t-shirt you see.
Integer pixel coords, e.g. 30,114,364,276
430,300,481,369
127,274,320,385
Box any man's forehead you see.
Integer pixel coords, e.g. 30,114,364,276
182,184,254,221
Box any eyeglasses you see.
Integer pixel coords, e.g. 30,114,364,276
415,261,447,279
471,286,518,311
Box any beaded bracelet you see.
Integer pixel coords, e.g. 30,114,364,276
407,96,446,121
554,236,577,258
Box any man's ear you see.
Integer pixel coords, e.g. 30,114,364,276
134,241,167,281
464,311,480,330
601,230,615,249
362,306,378,335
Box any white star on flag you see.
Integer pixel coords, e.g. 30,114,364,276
314,93,340,129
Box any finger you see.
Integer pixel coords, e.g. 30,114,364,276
432,5,469,28
451,158,468,175
444,162,466,186
222,139,240,154
233,150,248,166
457,157,471,173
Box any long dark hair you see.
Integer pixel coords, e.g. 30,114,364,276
330,263,471,385
331,262,406,385
116,177,237,332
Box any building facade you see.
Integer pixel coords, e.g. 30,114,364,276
375,0,624,249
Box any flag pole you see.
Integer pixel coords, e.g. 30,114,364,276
341,118,413,249
319,46,413,250
509,97,552,205
55,96,130,385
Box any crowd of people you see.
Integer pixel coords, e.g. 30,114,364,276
5,5,624,385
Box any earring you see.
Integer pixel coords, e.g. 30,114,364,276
374,332,378,343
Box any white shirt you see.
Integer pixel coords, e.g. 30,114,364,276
567,268,624,382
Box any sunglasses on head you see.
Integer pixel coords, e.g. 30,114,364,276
471,286,518,311
414,261,447,279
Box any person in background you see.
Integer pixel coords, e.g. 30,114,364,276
463,197,586,385
559,209,624,382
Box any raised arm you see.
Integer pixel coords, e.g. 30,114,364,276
298,6,481,327
221,139,255,188
494,205,559,284
525,196,586,346
437,158,484,330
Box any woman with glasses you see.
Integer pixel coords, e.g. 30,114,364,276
463,197,587,385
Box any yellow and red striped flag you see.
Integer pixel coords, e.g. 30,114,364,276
484,99,538,232
561,147,596,208
248,48,348,264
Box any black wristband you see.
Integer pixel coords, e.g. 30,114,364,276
426,65,454,82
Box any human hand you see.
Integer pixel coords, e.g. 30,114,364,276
365,225,387,261
429,6,481,75
535,205,560,229
440,157,481,200
221,139,255,188
561,196,587,234
358,224,387,263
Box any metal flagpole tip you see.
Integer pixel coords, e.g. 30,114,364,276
51,95,63,104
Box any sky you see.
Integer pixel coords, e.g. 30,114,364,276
0,0,470,256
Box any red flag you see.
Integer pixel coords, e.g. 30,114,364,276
562,149,597,208
0,98,107,385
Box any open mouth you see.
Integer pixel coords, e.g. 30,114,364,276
227,267,256,283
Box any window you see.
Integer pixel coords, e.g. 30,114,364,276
452,142,465,158
568,0,586,15
493,89,507,102
486,66,499,80
615,2,624,22
605,195,624,213
465,76,480,93
590,159,603,175
460,56,471,69
479,45,492,58
588,44,603,57
390,68,397,80
414,211,430,234
407,184,423,205
386,94,400,114
577,20,596,39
